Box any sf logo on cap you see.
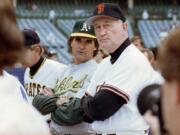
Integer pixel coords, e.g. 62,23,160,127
97,3,105,14
81,23,91,32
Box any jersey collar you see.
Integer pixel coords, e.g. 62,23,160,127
30,56,45,77
110,38,130,64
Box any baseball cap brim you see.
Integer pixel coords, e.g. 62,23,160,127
86,15,119,26
70,32,96,39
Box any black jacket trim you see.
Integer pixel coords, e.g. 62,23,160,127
110,38,131,64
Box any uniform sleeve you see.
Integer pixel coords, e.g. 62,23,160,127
81,90,126,121
51,98,83,126
33,95,59,115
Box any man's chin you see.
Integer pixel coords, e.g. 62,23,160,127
100,44,110,52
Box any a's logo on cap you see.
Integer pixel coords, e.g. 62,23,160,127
81,23,91,32
97,3,105,14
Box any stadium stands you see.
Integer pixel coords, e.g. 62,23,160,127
16,0,117,18
138,20,180,48
130,5,180,18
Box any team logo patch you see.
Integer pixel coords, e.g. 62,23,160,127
81,23,91,32
97,3,105,14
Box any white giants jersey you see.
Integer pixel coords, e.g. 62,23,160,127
24,59,67,102
86,45,163,135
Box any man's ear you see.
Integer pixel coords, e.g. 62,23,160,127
123,22,128,31
34,46,43,55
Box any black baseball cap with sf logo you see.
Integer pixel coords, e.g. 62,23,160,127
86,3,126,25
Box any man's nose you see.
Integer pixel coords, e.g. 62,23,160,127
79,43,86,49
99,27,106,36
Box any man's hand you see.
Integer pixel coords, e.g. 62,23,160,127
40,87,54,96
56,96,70,106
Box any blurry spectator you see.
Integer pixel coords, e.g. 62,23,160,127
137,84,167,135
49,9,56,24
170,10,179,31
131,36,144,50
47,47,59,61
172,10,178,23
0,0,28,102
0,97,51,135
94,48,109,63
26,1,38,11
42,46,59,61
0,0,50,134
167,9,173,18
159,29,168,41
43,46,59,61
46,32,56,45
140,48,155,66
158,29,180,135
31,3,38,11
142,9,149,20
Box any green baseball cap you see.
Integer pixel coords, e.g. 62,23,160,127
70,20,96,39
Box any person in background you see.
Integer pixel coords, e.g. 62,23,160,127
0,0,28,102
21,29,67,103
137,84,167,135
140,48,155,66
158,29,180,135
49,9,56,24
94,48,109,63
131,36,144,50
47,47,59,61
0,1,50,135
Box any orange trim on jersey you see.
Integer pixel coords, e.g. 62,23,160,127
104,84,130,99
97,84,130,103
